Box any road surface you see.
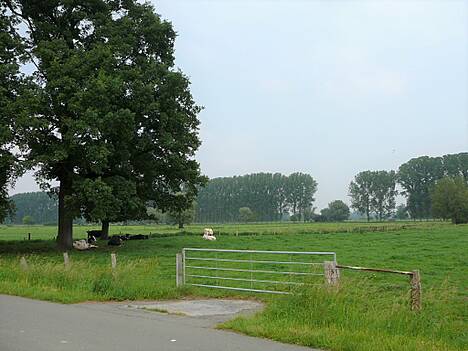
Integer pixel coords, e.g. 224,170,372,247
0,295,318,351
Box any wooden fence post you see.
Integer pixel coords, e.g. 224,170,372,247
20,256,28,271
111,253,117,270
176,253,183,287
410,270,421,311
324,261,340,286
63,252,70,268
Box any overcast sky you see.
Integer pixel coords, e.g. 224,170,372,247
10,0,468,209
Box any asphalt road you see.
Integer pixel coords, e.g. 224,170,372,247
0,295,318,351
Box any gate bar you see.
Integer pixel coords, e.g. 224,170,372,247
185,265,324,275
184,248,336,260
186,257,324,265
188,283,291,294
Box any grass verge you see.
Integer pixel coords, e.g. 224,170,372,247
221,279,466,351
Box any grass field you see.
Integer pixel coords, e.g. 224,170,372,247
0,222,466,351
0,220,445,241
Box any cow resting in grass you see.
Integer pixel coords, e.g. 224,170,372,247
202,228,216,241
73,239,98,250
87,230,102,241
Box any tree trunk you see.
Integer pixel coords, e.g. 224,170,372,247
101,220,110,240
178,221,184,229
57,179,73,250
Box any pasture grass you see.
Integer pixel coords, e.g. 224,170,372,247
0,222,466,351
0,220,443,241
222,279,466,351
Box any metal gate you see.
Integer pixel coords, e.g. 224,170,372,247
176,248,337,294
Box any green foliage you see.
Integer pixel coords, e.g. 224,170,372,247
349,171,373,221
71,176,145,224
349,170,397,221
397,153,468,220
398,156,444,219
196,173,317,222
22,215,34,225
166,201,196,229
238,207,255,222
370,170,398,220
8,192,58,225
321,200,350,222
432,177,468,224
285,172,317,220
146,207,164,223
289,214,300,222
302,207,315,222
395,204,409,220
3,1,204,248
0,153,13,222
442,153,468,179
0,7,21,222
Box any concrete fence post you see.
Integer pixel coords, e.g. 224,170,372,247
20,256,28,271
63,252,70,268
410,270,421,311
324,261,340,286
176,253,183,287
111,253,117,270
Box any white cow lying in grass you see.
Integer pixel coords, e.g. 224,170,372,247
202,228,216,241
73,239,98,251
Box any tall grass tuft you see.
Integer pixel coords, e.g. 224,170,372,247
0,256,182,303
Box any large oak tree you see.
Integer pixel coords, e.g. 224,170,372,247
4,0,204,248
0,7,22,221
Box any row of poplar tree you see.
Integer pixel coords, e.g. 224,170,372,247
349,152,468,221
196,173,317,222
195,152,467,223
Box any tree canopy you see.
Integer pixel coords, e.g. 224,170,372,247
8,191,57,224
320,200,350,222
397,156,444,219
3,0,204,248
349,170,397,221
196,172,317,222
0,6,22,222
398,153,468,219
395,204,409,220
431,177,468,224
238,207,255,222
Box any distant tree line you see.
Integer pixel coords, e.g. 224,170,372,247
398,153,467,219
196,173,317,223
7,192,58,225
6,152,467,226
349,152,468,222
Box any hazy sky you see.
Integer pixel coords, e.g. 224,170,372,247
10,0,468,209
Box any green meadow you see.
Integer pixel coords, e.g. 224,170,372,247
0,220,443,240
0,222,466,351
